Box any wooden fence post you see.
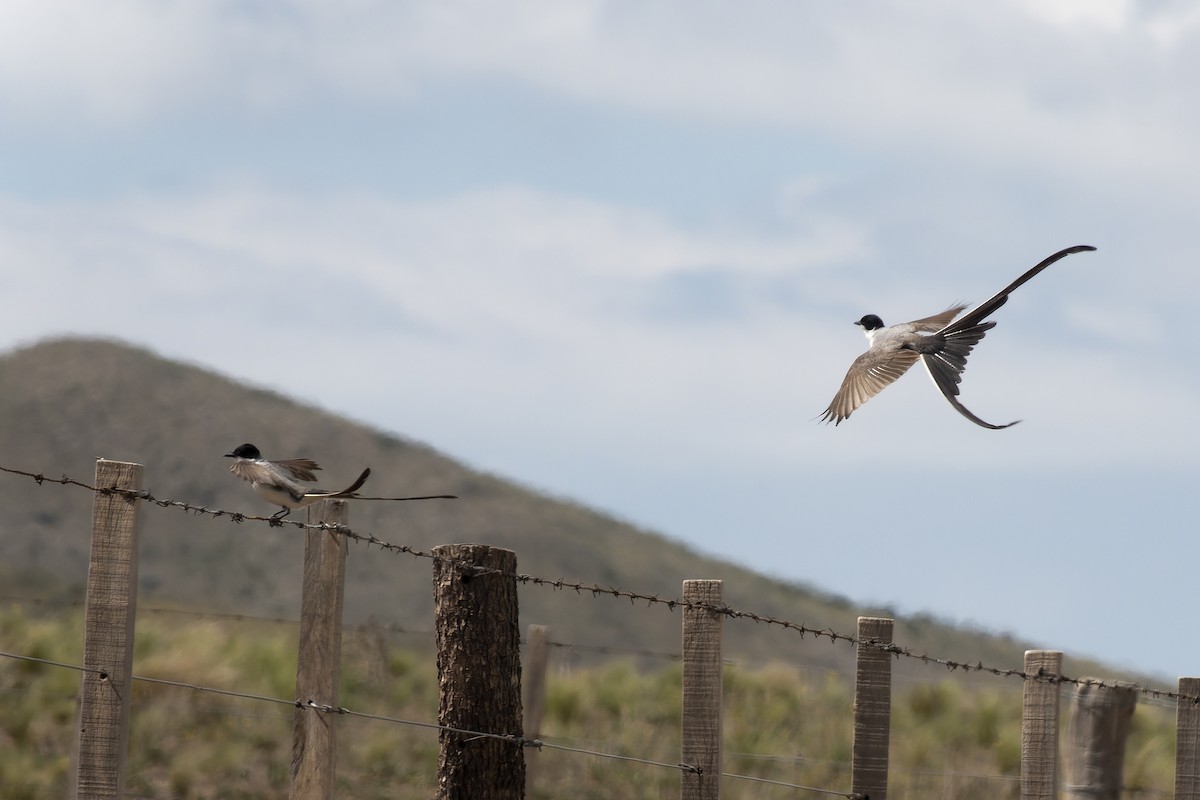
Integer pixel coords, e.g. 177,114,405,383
523,624,550,796
73,459,142,800
852,616,893,800
433,544,524,800
682,579,723,800
290,499,349,800
1021,650,1062,800
1063,680,1136,800
1176,677,1200,800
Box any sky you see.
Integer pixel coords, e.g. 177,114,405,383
2,0,1199,678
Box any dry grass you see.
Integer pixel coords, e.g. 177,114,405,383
0,605,1177,799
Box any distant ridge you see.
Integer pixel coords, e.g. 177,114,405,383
0,336,1126,680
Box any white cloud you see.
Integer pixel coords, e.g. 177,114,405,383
0,0,217,126
1,1,1198,194
1,184,1195,482
1013,0,1131,30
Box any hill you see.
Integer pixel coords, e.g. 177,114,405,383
0,336,1125,681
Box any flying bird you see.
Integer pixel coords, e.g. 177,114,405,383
819,244,1096,429
225,443,456,520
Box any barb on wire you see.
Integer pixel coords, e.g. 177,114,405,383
849,635,1199,705
2,462,1193,705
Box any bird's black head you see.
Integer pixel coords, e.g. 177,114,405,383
225,443,261,459
855,314,885,331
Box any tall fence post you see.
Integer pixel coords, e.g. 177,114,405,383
523,624,550,797
1021,650,1063,800
1176,677,1200,800
1063,680,1136,800
432,544,524,800
73,458,142,800
852,616,892,800
682,579,723,800
290,499,349,800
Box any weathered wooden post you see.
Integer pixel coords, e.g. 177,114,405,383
1021,650,1062,800
290,499,349,800
682,579,723,800
1176,677,1200,800
73,459,142,800
852,616,893,800
1063,680,1136,800
523,624,550,796
433,544,524,800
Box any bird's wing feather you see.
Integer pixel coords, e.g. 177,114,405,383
904,305,967,333
230,460,256,484
272,458,321,482
819,347,920,425
229,460,309,498
228,460,263,485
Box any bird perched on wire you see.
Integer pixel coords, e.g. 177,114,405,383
819,244,1096,429
224,443,455,521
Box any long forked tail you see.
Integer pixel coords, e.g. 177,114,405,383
920,322,1020,429
949,244,1096,331
329,467,371,498
324,468,458,502
921,244,1095,429
356,493,458,501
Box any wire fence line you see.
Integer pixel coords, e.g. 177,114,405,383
0,643,1052,799
0,645,1158,800
4,593,676,660
2,647,873,799
1,461,1190,707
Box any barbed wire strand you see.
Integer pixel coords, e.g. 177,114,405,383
0,649,107,676
0,648,708,779
2,463,1194,705
0,645,856,797
0,594,866,686
1,646,1170,798
346,712,704,777
721,771,862,798
132,674,300,709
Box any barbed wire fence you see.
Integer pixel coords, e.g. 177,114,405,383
0,459,1194,799
0,461,1188,703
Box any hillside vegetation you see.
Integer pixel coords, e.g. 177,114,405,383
0,604,1175,799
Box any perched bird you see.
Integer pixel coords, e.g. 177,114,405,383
225,443,371,520
819,244,1096,429
224,443,457,521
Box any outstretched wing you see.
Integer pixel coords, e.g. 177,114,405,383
904,305,966,333
227,460,261,485
271,458,321,482
819,347,920,425
228,459,312,490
